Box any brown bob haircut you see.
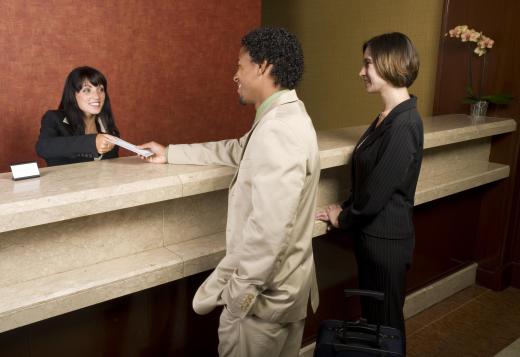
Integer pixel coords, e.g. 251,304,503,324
363,32,419,88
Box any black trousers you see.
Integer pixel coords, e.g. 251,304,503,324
353,231,414,350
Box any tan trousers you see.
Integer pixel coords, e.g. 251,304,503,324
217,307,305,357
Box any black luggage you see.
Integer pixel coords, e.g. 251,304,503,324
314,289,404,356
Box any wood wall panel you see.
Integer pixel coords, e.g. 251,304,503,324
434,0,520,289
433,0,520,118
0,1,259,173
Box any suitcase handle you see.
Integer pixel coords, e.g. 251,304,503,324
344,289,384,301
343,322,380,335
343,289,386,348
333,342,403,356
341,334,380,348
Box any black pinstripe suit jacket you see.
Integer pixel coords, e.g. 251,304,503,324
338,96,423,239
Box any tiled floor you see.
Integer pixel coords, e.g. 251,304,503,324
406,285,520,357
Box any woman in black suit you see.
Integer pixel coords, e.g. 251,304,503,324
36,66,119,166
317,32,423,351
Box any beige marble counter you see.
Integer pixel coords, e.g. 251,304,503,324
0,114,516,333
0,114,515,234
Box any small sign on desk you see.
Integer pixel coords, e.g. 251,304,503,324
10,161,40,181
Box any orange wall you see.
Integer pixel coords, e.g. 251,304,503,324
0,1,260,172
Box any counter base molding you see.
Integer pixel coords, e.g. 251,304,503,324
0,114,515,337
403,263,477,319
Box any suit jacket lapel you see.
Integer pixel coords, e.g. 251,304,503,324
359,96,417,149
229,90,299,188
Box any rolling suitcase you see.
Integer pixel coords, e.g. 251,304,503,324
314,289,404,356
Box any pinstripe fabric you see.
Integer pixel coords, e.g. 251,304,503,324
338,96,423,238
354,232,414,337
337,96,423,353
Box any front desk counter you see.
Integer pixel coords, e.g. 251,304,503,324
0,114,516,352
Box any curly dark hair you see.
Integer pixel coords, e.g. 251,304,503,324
241,27,304,89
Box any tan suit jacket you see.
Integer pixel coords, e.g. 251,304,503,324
168,90,320,323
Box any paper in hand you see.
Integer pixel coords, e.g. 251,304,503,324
108,137,154,157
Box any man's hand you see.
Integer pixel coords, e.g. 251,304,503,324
137,141,167,164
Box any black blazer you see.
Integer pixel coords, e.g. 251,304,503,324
35,110,119,166
338,96,423,239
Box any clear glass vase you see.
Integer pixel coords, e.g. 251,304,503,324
470,100,488,118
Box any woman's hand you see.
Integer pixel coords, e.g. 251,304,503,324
315,210,330,222
316,204,342,229
326,204,342,228
137,141,167,164
96,134,115,154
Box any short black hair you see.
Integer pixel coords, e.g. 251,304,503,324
241,27,304,89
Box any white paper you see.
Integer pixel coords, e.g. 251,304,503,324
108,137,154,157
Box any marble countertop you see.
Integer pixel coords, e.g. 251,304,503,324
0,114,516,233
0,113,516,333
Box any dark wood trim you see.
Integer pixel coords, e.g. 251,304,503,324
432,0,451,115
507,132,520,289
512,262,520,288
434,0,520,290
476,263,513,291
475,132,519,289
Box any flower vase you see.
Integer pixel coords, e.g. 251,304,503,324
470,100,488,118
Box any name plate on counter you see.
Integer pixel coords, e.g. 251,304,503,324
10,161,40,181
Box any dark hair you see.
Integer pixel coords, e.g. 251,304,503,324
58,66,119,136
241,27,304,89
362,32,420,88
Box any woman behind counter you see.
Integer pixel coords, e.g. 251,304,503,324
317,32,423,352
36,66,119,166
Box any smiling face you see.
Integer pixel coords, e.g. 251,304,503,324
233,47,261,106
74,80,105,118
359,48,388,94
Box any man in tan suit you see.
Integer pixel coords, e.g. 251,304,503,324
139,27,320,357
